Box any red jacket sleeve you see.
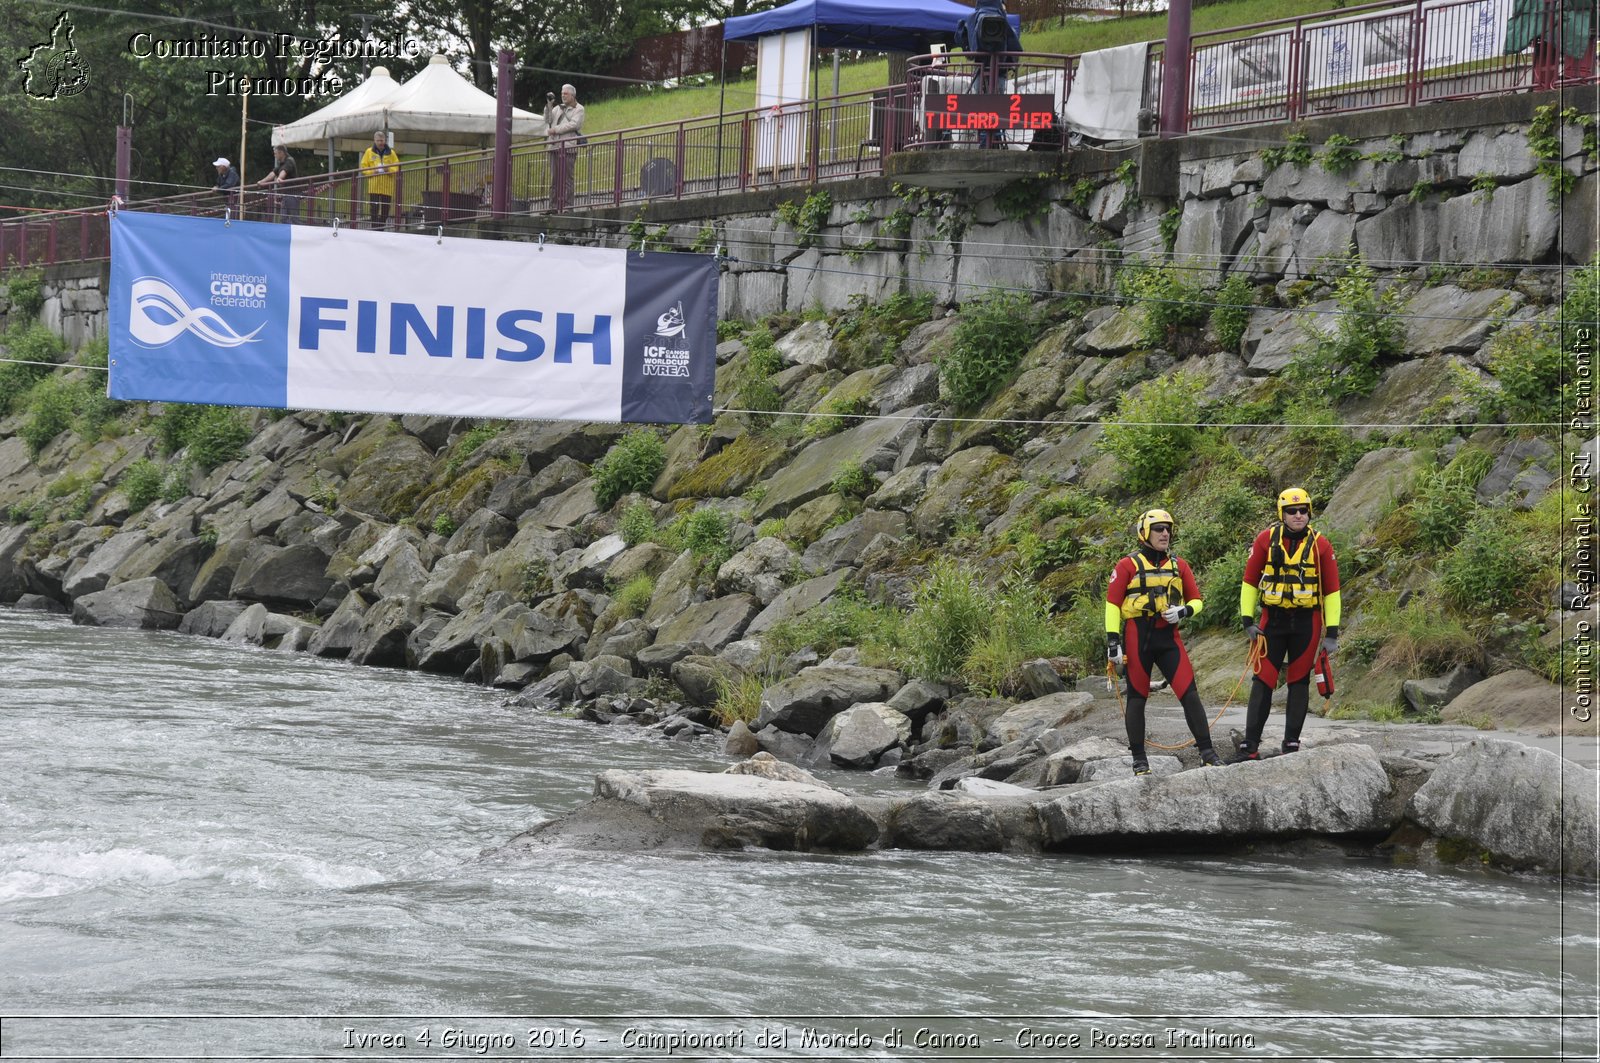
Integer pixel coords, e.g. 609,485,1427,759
1317,533,1340,594
1241,528,1273,586
1177,558,1202,605
1106,556,1134,610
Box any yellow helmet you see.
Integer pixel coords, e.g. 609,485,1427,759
1135,508,1176,547
1277,487,1313,520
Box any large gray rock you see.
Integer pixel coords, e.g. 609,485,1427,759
552,534,627,592
1477,437,1557,504
671,654,736,707
1038,745,1396,849
229,542,334,608
71,577,183,630
523,479,598,529
220,601,317,649
416,551,481,612
509,768,879,852
1456,129,1537,179
716,538,799,604
774,318,836,368
1320,448,1427,535
177,600,250,638
723,751,829,786
1441,670,1569,735
984,691,1094,749
372,542,431,601
910,446,1019,540
814,702,913,768
1404,287,1524,355
875,363,941,414
1439,178,1560,264
652,594,760,653
0,525,33,602
1340,357,1484,436
753,413,925,519
1078,755,1182,781
111,536,207,608
1020,736,1134,786
800,510,908,574
442,508,515,556
62,530,149,598
571,655,641,698
755,665,904,736
884,791,1044,851
307,590,371,658
1401,664,1483,715
348,596,422,667
1407,739,1597,876
492,596,592,664
747,568,852,636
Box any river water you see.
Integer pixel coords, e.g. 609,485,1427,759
1,607,1595,1062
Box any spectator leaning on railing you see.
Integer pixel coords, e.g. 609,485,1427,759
212,156,240,205
257,145,297,221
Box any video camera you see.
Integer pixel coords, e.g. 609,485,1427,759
962,0,1018,54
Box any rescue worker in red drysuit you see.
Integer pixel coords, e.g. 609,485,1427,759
1105,509,1223,776
1235,487,1343,760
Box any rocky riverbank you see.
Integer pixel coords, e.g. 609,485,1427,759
505,738,1596,880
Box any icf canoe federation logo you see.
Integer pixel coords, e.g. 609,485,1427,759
129,277,265,349
18,12,90,101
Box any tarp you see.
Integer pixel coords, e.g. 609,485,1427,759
723,0,1017,52
271,66,402,152
1060,42,1148,141
109,212,717,424
273,55,546,154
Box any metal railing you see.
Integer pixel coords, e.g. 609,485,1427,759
1184,0,1539,131
3,0,1595,272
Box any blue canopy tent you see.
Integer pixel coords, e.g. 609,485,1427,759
723,0,1018,52
714,0,1022,180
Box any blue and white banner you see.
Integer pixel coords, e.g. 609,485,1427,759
109,212,718,424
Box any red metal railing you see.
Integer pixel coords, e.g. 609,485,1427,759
3,0,1595,271
1183,0,1538,131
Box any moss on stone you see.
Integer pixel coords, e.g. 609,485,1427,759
667,434,788,501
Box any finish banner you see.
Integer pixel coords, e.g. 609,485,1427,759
109,212,718,424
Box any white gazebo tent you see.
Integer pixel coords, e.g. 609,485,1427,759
272,66,404,155
296,54,547,155
271,55,547,224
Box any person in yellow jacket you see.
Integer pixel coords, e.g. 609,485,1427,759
1105,509,1223,775
1235,487,1342,760
359,130,399,230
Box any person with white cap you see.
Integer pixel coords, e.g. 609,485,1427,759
542,83,585,211
211,156,240,203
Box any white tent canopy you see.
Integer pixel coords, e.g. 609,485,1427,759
272,66,402,152
273,54,546,155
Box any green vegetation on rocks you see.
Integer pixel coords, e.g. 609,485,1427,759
592,429,666,511
938,292,1040,411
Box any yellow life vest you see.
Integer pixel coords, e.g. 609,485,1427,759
1119,552,1185,619
1260,524,1321,608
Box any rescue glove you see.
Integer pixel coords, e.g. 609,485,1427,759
1322,627,1339,657
1161,604,1192,624
1106,634,1124,669
1241,615,1262,643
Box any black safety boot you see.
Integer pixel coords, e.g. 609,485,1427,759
1281,740,1301,754
1233,742,1259,763
1131,757,1151,776
1198,748,1222,767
